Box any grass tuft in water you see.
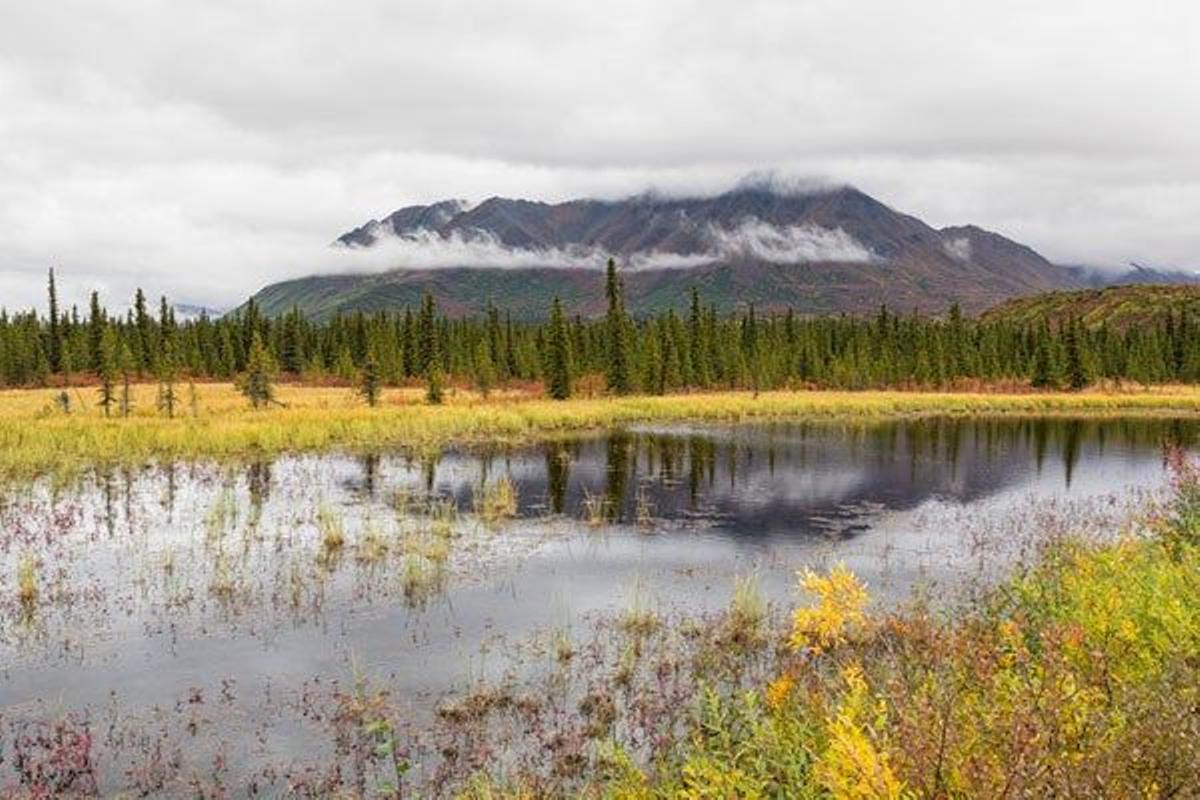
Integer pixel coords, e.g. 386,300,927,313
17,554,38,609
474,477,519,526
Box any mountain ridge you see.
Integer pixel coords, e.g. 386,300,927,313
249,184,1145,320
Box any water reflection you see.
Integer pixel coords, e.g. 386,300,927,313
69,416,1196,540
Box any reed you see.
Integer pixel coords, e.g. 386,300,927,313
4,383,1200,481
17,554,38,609
474,477,519,526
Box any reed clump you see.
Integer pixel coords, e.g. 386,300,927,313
474,477,519,526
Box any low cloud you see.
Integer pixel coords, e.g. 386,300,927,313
336,216,875,275
707,219,874,264
943,236,971,262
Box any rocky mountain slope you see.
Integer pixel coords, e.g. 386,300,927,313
251,183,1090,320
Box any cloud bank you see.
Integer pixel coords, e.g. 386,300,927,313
333,217,875,275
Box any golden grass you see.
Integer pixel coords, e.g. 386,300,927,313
4,382,1200,481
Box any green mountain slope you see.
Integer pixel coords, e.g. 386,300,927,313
982,284,1200,330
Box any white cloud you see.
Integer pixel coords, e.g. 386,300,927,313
943,237,972,262
335,216,874,274
0,0,1197,310
707,219,873,265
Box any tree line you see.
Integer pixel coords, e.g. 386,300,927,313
2,265,1199,406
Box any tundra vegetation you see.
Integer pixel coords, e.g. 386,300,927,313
0,442,1195,797
420,452,1200,797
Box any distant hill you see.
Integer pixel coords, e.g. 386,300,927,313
249,181,1154,321
1062,262,1200,289
982,284,1200,330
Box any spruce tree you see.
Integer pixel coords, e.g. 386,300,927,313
133,288,152,373
97,328,117,417
46,268,62,373
240,333,277,408
604,258,631,395
1064,318,1089,391
156,339,178,418
473,338,496,399
358,351,382,407
425,360,444,405
1030,323,1058,389
87,290,105,372
421,293,445,404
546,297,572,400
118,341,135,418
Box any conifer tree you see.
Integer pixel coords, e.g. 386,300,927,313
133,288,152,373
1030,324,1058,389
426,360,444,405
156,339,178,418
97,328,117,417
546,297,572,400
604,258,631,395
473,337,496,399
46,268,62,373
358,351,381,407
240,333,277,408
118,341,135,418
87,290,106,372
1064,318,1089,391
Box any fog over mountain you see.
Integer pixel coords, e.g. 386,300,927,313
249,181,1094,320
1,2,1198,311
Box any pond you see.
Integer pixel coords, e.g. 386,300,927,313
0,416,1193,792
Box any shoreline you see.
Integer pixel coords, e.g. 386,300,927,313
3,384,1200,480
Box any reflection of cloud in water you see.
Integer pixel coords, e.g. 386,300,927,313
340,418,1196,542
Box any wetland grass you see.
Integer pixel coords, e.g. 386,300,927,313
6,382,1200,481
17,553,38,609
474,477,519,526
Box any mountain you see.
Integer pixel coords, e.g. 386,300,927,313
250,183,1091,320
1062,262,1200,289
982,284,1200,331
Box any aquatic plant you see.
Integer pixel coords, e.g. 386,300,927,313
581,489,609,528
635,485,655,529
722,573,768,649
355,518,390,564
17,553,38,609
317,504,346,558
474,477,518,526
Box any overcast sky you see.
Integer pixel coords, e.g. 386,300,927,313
1,0,1197,311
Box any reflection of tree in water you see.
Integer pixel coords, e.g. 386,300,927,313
358,453,380,498
163,462,177,518
687,435,715,509
247,459,272,528
605,431,632,522
1062,420,1082,488
122,467,134,536
544,443,571,515
99,467,116,538
421,454,438,494
1033,419,1049,474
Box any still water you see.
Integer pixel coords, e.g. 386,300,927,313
0,416,1192,785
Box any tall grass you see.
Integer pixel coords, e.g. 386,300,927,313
4,383,1200,481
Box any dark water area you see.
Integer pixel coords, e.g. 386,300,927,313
0,416,1194,791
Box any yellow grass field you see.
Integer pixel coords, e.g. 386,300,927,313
4,382,1200,480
